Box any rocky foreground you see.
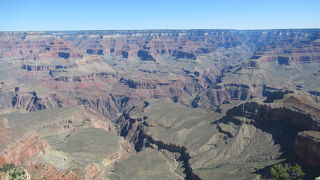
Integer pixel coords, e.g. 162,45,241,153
0,29,320,179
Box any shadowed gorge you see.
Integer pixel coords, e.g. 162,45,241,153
0,29,320,180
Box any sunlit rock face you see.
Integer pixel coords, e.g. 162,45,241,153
0,29,320,179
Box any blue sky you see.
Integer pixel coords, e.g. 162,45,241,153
0,0,319,31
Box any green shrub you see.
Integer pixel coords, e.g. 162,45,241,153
8,167,27,180
270,163,305,180
0,163,15,172
0,164,28,180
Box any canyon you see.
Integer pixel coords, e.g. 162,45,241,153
0,29,320,179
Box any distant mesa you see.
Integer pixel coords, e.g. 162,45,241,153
0,29,320,180
172,50,197,60
277,56,290,65
86,49,104,55
137,50,155,61
58,52,70,59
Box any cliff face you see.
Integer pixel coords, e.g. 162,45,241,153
1,29,319,63
223,101,320,131
84,163,101,180
0,90,62,111
191,83,257,109
214,92,320,170
294,131,320,168
0,30,243,61
0,132,48,166
0,29,320,179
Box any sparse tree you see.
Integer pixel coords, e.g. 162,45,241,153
0,163,15,172
270,163,305,180
0,164,29,180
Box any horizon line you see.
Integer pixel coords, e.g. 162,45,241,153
0,27,320,32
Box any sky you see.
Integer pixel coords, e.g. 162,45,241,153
0,0,320,31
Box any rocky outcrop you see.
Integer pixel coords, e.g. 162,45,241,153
58,52,70,59
0,132,48,166
191,83,256,109
21,64,70,72
53,72,114,83
25,164,78,180
214,93,320,172
263,89,292,103
137,50,155,61
171,50,196,60
118,115,201,180
241,60,260,69
247,30,320,65
102,138,135,168
86,49,104,55
76,94,135,121
119,77,156,89
84,163,101,180
0,29,320,179
223,101,320,131
0,90,63,111
3,29,318,62
294,131,320,168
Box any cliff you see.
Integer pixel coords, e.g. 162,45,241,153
1,29,319,63
294,131,320,168
0,132,48,166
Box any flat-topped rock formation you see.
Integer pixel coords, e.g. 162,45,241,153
1,29,319,63
0,29,320,179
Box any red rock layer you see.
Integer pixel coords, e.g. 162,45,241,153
0,132,48,166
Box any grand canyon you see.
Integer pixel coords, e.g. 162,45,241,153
0,29,320,179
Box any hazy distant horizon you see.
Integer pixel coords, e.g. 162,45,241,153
1,28,320,33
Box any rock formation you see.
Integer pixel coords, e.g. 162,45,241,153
0,29,319,179
294,131,320,168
